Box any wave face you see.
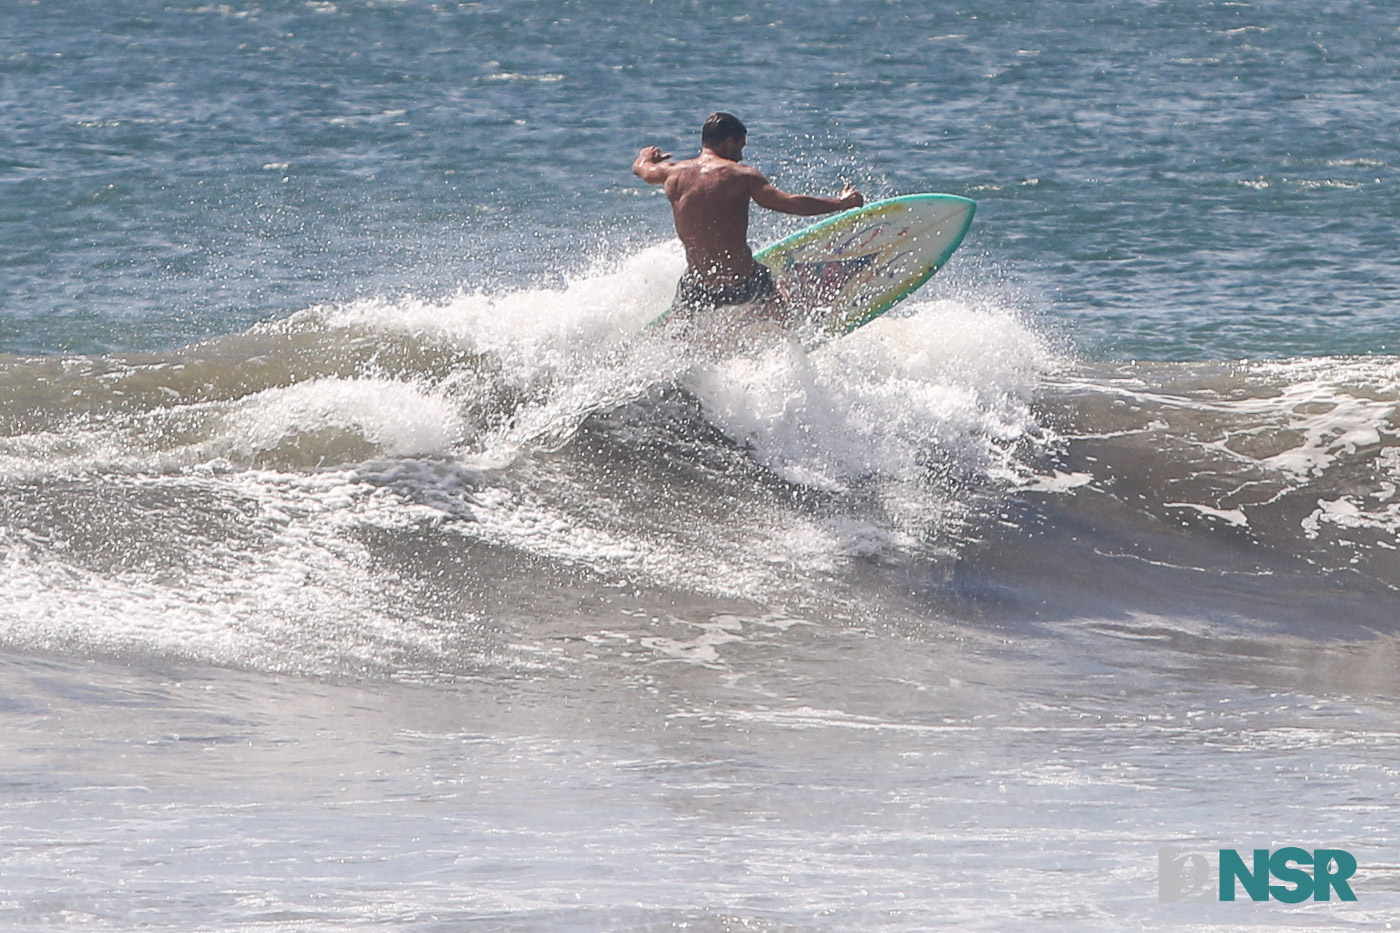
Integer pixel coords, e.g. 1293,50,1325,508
982,358,1400,632
0,244,1043,672
3,247,1397,677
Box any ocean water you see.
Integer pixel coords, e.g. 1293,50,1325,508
3,0,1400,929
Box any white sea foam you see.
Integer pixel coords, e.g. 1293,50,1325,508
690,297,1054,538
0,242,1060,667
1164,501,1249,527
0,470,458,673
314,242,682,358
1047,357,1400,561
210,377,465,461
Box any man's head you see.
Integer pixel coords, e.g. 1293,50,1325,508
701,112,747,159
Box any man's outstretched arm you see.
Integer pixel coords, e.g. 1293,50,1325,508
751,174,864,215
632,146,674,184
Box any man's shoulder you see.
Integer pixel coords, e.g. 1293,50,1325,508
683,156,763,176
668,157,757,186
708,160,767,188
666,157,764,200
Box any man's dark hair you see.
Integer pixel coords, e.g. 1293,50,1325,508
701,112,747,148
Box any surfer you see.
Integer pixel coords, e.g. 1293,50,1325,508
633,112,863,321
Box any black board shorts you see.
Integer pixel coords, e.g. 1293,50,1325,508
669,264,777,317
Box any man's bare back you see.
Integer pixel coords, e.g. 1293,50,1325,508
653,152,766,285
633,112,862,315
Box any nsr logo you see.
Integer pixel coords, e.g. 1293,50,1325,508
1159,848,1358,903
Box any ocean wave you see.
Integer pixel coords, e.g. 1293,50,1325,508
3,247,1396,675
980,356,1400,629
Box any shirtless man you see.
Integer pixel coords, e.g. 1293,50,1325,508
632,112,863,320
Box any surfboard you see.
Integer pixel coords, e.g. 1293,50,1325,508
649,193,975,344
756,193,976,337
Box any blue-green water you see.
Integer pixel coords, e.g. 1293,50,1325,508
6,0,1397,357
3,2,1400,930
